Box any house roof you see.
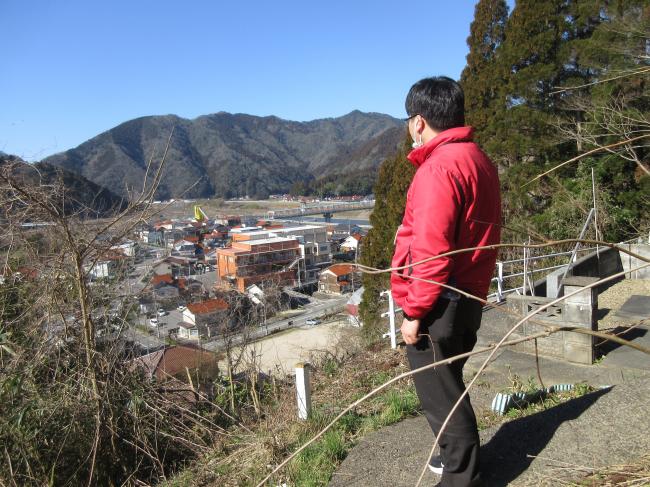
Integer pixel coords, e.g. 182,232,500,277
325,263,355,276
166,256,194,265
132,345,218,380
187,298,229,315
98,249,128,262
151,273,174,286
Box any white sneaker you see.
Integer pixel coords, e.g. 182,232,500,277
428,455,444,475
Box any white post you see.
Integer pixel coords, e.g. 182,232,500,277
295,362,311,420
522,243,528,296
380,290,398,349
387,290,397,349
497,262,504,302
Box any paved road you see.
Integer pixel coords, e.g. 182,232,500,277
135,293,349,352
201,297,348,352
330,303,650,487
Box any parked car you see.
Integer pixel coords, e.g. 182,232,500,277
306,319,321,326
177,305,187,312
149,318,159,327
157,308,166,316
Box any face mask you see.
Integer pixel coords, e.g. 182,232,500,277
411,132,423,149
410,116,423,149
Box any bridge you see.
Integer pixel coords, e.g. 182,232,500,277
263,200,374,222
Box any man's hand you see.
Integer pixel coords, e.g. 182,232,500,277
401,317,421,345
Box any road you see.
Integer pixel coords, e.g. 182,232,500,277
201,296,349,351
112,243,350,354
138,295,349,352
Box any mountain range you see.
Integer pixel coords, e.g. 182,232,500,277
0,155,125,218
43,111,405,200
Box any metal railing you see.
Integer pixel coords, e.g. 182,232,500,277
380,245,598,348
488,245,600,302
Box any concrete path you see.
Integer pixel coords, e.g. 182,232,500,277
330,377,649,486
330,304,650,486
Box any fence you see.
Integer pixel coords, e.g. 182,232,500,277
488,245,601,302
381,243,604,349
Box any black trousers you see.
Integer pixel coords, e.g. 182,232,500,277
406,296,483,487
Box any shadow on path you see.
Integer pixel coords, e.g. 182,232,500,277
596,326,647,356
481,386,612,485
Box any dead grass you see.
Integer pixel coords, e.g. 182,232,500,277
544,454,650,486
163,333,419,487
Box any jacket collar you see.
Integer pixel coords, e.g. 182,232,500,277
407,126,475,167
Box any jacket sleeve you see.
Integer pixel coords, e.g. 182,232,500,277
400,165,463,319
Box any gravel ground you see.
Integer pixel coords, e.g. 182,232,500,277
598,278,650,326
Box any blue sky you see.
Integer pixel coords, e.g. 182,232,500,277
1,1,512,161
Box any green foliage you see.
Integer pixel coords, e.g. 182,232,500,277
461,0,509,147
375,389,420,426
462,0,649,243
322,356,341,377
289,169,377,197
286,385,419,486
358,138,415,340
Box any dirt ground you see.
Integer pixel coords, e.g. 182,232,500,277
330,209,372,219
225,320,355,376
153,198,303,219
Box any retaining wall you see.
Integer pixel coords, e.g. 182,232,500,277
508,242,649,365
507,276,598,365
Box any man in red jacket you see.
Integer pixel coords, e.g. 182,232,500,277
391,77,501,486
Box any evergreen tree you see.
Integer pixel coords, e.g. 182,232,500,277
358,138,415,340
460,0,509,148
557,0,650,239
490,0,568,167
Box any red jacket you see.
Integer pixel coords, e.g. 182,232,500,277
390,126,501,319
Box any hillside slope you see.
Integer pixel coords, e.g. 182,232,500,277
44,111,404,199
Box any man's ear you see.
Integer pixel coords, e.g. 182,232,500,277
414,116,425,134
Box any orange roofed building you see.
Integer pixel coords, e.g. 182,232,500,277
179,298,230,340
318,263,361,295
216,236,300,292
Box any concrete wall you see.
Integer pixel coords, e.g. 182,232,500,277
507,276,599,365
544,246,625,299
619,243,650,279
508,241,649,365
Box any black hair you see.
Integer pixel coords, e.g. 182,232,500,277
405,76,465,131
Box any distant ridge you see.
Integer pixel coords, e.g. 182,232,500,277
1,154,125,217
43,111,404,199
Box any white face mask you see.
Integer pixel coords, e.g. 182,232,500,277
410,116,423,149
411,133,423,149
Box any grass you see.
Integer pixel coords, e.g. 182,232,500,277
161,335,418,487
498,376,597,421
286,386,420,486
162,340,611,487
574,458,650,486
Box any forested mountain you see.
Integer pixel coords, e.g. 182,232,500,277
43,111,404,200
360,0,650,337
0,154,125,218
